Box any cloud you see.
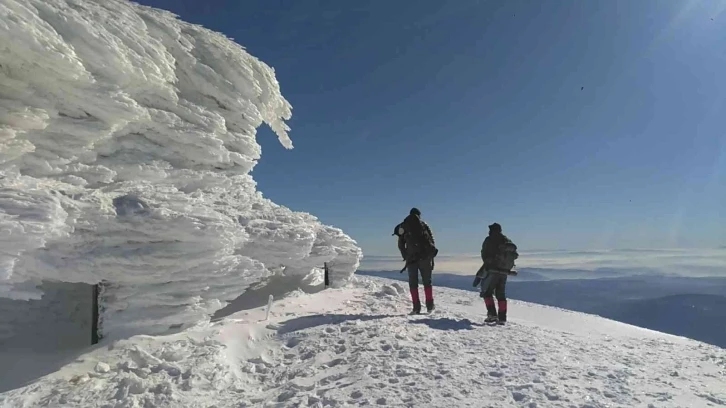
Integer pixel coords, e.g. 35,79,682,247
359,248,726,278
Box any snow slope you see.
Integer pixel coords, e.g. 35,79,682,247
2,275,724,407
0,0,361,338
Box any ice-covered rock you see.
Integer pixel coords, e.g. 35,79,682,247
0,0,361,338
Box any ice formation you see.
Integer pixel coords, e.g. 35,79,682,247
0,0,361,338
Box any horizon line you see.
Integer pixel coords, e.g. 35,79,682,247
362,246,726,258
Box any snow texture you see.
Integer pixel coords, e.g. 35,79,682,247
1,275,724,407
0,0,361,338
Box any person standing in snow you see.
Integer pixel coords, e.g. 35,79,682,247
393,208,438,314
479,222,518,324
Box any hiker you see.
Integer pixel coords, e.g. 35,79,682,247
479,222,518,324
393,208,438,314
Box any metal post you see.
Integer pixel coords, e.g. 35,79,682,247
91,283,100,345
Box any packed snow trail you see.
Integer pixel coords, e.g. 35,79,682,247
2,275,724,407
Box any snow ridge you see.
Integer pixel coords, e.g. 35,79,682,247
0,0,361,338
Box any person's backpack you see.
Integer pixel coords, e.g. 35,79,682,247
493,237,518,271
400,214,437,260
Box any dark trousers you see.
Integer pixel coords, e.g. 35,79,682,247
407,258,433,290
407,258,434,308
482,273,507,300
482,272,508,320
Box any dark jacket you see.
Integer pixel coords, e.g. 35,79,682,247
397,215,435,262
481,232,510,268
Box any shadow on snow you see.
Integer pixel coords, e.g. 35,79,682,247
408,317,485,331
276,313,396,335
276,312,487,336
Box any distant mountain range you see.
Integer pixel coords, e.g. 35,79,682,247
602,294,726,348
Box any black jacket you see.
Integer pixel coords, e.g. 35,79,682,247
481,232,510,267
397,215,435,261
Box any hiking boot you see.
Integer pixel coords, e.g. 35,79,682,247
498,310,507,323
426,300,435,313
484,315,498,323
484,298,497,317
410,301,421,315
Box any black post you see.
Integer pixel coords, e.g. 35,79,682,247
324,262,330,288
91,283,100,345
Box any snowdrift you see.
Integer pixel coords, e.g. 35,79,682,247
0,0,361,339
1,276,724,407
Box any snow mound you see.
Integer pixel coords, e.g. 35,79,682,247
2,275,724,407
0,0,361,338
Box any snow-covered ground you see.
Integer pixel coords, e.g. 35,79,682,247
2,1,725,406
2,275,724,408
0,0,361,340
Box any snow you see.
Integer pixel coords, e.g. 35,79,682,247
2,275,724,407
2,1,725,406
0,0,361,339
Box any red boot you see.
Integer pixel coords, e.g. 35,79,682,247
484,297,497,322
497,299,507,324
409,288,421,314
424,285,434,312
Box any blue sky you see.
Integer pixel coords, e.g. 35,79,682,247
136,0,726,256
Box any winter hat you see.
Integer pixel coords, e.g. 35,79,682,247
410,207,421,216
489,222,502,233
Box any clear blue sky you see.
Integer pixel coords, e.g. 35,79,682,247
136,0,726,256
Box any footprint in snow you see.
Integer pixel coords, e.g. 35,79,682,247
300,351,316,360
697,393,726,406
286,337,304,348
511,391,527,402
276,390,296,402
545,391,561,401
394,367,415,377
324,358,346,368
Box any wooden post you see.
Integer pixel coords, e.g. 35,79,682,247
324,262,330,288
91,283,100,345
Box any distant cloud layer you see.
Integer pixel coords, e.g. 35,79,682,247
360,248,726,278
